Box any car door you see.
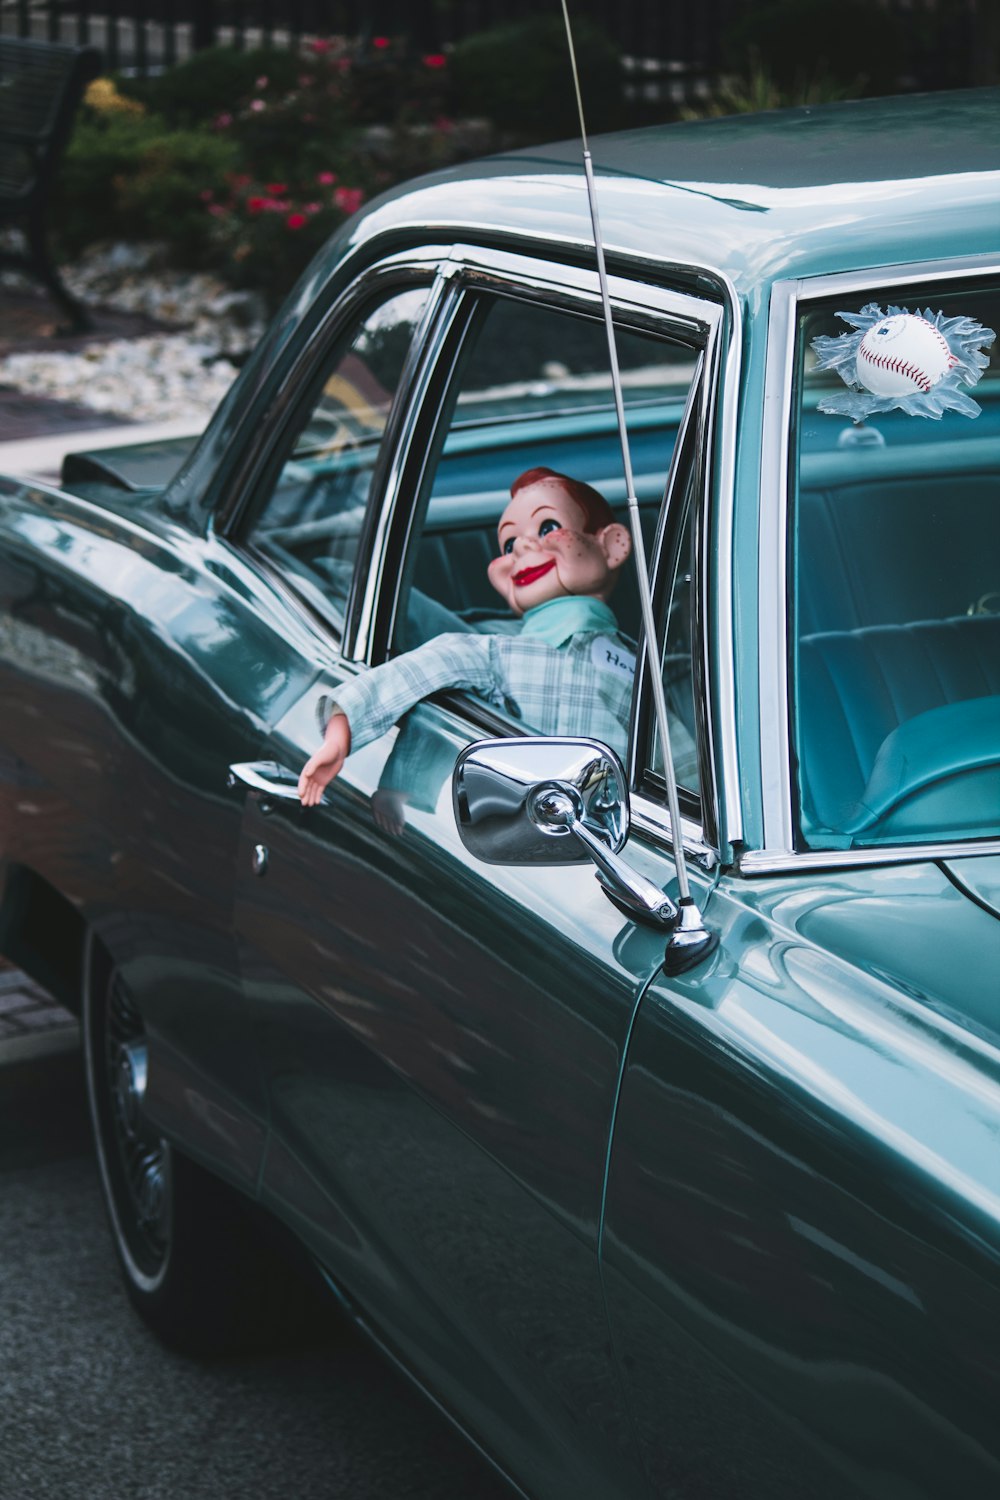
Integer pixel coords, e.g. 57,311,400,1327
229,249,722,1498
601,268,1000,1497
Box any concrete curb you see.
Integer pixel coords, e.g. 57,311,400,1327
0,1025,80,1066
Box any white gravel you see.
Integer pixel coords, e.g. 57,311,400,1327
1,240,268,423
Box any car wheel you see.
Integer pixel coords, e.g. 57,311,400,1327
83,937,326,1355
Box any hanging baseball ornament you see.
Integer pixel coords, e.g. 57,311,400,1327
811,302,995,421
856,313,955,396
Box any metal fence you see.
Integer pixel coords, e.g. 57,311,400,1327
0,0,986,94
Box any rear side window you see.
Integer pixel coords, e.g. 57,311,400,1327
789,279,1000,850
245,284,430,633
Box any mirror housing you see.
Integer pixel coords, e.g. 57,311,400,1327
453,737,628,867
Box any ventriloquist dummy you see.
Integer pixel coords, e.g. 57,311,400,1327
298,466,636,808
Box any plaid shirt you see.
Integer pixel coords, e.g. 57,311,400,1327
330,621,637,759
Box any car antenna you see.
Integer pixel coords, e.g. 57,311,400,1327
559,0,717,974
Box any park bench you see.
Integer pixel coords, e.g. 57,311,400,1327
0,36,102,330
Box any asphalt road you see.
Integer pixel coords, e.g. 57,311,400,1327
0,1045,511,1500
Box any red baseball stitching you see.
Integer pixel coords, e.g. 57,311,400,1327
858,348,933,392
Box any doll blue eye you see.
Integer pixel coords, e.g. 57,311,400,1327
502,538,515,555
538,518,562,538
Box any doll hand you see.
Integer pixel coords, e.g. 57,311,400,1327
298,713,351,806
372,788,408,837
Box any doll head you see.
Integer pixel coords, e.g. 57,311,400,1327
487,467,631,617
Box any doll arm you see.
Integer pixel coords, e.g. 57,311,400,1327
299,633,502,804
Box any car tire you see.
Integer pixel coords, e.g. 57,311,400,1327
82,935,327,1356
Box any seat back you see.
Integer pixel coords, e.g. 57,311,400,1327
797,615,1000,833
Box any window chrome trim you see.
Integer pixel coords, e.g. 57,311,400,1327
759,253,1000,865
217,247,451,545
350,262,465,658
740,839,1000,878
631,795,718,871
704,275,744,855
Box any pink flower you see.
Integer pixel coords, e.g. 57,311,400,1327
316,170,337,185
255,75,269,89
373,36,390,49
265,182,288,196
208,204,227,218
249,99,266,113
199,188,215,202
423,53,446,69
286,212,308,230
298,74,315,87
304,202,322,215
213,112,233,129
309,38,332,54
433,114,454,133
334,186,364,215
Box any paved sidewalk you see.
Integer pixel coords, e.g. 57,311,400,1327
0,961,78,1065
0,285,203,482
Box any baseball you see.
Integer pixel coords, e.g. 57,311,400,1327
856,313,955,397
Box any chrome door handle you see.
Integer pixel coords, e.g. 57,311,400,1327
227,760,302,801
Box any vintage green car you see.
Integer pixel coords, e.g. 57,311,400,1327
1,88,998,1498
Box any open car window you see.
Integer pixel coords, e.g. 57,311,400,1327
790,278,1000,851
390,292,703,769
245,284,431,634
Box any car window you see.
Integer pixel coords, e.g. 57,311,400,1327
246,284,430,632
391,292,702,768
790,279,1000,851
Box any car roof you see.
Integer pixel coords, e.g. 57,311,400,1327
350,89,1000,297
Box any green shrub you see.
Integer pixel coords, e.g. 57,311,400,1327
681,58,865,119
52,38,477,305
449,16,623,142
722,0,903,97
119,45,302,125
54,110,238,261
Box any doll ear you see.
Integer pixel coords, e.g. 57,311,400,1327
598,522,631,570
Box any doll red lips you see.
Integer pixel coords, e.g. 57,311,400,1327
512,559,556,588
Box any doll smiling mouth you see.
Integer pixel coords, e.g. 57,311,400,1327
512,559,556,588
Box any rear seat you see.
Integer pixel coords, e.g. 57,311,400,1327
795,435,1000,842
797,615,1000,838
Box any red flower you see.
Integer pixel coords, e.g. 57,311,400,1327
286,212,308,230
309,39,332,54
334,186,364,215
265,182,288,196
373,36,390,49
423,54,446,69
317,170,337,185
246,196,266,215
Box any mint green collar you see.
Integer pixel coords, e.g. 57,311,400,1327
519,596,618,647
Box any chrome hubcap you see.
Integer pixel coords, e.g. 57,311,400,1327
104,975,170,1266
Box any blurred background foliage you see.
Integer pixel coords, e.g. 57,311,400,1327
42,0,999,305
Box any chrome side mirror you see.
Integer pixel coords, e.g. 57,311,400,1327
454,738,676,929
453,738,625,865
